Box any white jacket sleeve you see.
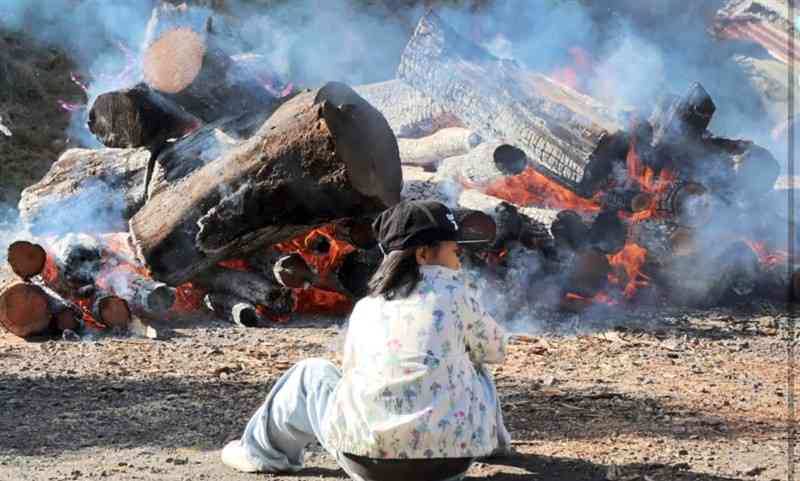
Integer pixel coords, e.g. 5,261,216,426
457,285,507,365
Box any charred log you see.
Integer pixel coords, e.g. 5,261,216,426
19,148,151,234
272,254,349,295
551,210,589,252
130,82,402,285
353,79,463,138
204,292,259,327
195,266,294,315
335,248,382,299
587,211,627,255
398,11,623,194
88,83,201,151
439,142,528,189
331,218,378,250
39,284,82,334
101,270,176,317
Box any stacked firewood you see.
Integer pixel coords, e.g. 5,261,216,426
394,10,798,308
3,6,799,339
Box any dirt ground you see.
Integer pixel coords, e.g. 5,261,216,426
0,257,792,481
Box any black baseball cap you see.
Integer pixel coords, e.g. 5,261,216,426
372,200,489,254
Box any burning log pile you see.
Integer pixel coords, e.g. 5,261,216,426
2,6,798,339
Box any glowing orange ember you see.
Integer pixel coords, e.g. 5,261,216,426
624,135,676,223
486,166,601,212
274,225,355,315
608,242,650,299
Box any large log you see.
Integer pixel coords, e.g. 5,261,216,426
88,83,201,151
353,79,463,138
142,3,278,122
0,282,51,338
398,11,624,195
18,148,151,234
130,82,402,285
397,127,481,169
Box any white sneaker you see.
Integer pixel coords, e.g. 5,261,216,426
221,440,261,473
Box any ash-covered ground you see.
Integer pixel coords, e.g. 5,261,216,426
0,265,792,481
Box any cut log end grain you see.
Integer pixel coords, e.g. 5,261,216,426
94,295,131,329
7,241,47,279
0,283,50,338
144,28,207,94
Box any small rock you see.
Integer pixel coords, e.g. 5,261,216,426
678,449,688,456
172,458,189,466
745,466,766,476
541,375,557,387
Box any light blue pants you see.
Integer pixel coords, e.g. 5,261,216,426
238,358,509,481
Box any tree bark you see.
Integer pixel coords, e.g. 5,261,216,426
353,79,463,138
398,10,623,194
130,82,402,285
18,148,151,234
397,127,480,168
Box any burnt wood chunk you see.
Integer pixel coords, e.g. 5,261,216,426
195,267,295,315
204,292,260,327
398,10,623,193
397,128,481,168
129,82,402,285
88,83,201,150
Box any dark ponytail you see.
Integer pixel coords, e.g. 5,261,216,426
367,243,440,300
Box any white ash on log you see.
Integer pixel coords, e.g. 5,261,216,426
142,3,279,122
597,188,653,214
7,240,47,280
398,11,624,194
204,292,259,327
397,127,481,169
88,83,201,151
353,79,463,138
100,269,176,317
195,266,295,315
437,142,528,189
19,148,151,234
0,282,51,338
130,82,402,285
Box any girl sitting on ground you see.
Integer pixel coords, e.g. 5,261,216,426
221,200,510,481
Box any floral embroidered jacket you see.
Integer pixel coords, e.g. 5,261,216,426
322,265,507,459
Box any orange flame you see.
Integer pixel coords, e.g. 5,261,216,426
624,136,675,223
486,166,601,212
608,242,650,299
